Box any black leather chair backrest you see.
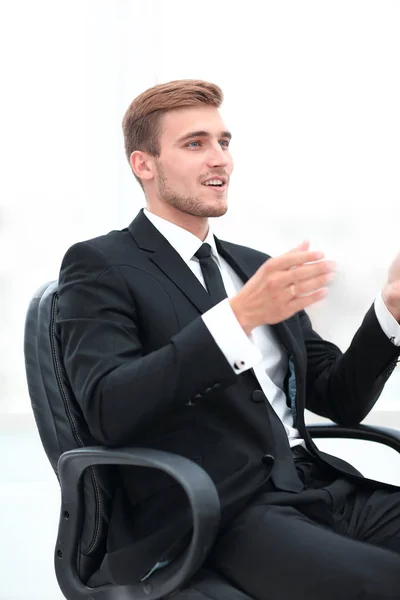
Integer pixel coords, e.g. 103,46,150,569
24,281,114,584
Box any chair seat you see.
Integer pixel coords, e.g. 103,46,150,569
88,560,254,600
173,568,254,600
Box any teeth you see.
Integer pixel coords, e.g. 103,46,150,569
203,179,223,186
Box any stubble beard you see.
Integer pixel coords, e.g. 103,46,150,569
155,163,228,218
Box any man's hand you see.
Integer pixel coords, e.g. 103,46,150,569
382,251,400,323
229,241,336,335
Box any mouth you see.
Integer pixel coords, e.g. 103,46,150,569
201,176,228,191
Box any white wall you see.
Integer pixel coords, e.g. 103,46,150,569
0,0,399,413
0,0,159,411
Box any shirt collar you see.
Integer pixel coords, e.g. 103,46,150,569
143,208,221,266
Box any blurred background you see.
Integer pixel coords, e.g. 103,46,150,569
0,1,399,598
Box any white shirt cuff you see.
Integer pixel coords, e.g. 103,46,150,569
201,298,263,373
374,292,400,346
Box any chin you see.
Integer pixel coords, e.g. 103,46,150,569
211,204,228,217
195,198,228,218
169,194,228,218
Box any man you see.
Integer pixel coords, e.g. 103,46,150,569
57,79,400,599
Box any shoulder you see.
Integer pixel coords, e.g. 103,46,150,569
60,227,135,273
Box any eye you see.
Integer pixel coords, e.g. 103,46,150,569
219,139,230,148
186,140,201,147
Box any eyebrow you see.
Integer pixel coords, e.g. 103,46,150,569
176,130,232,144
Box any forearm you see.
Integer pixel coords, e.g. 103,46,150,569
79,317,236,445
303,305,400,425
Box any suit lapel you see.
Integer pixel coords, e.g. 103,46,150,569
128,209,214,313
151,241,213,313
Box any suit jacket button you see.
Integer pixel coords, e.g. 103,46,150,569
251,390,265,403
262,454,275,467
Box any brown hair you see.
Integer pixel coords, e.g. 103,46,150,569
122,79,223,187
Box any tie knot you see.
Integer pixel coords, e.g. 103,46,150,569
194,243,213,260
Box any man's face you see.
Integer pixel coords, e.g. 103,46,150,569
151,106,233,218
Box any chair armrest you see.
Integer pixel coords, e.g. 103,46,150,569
308,423,400,453
56,446,220,600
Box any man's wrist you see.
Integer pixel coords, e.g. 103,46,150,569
229,296,254,336
374,293,400,346
382,286,400,323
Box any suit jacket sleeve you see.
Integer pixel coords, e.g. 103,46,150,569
301,306,400,425
57,241,238,446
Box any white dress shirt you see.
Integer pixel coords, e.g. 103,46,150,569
143,208,400,447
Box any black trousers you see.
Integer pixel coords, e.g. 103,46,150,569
208,448,400,600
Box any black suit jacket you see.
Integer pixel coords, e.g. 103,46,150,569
57,208,400,583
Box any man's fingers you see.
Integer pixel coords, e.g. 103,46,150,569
290,287,328,311
270,249,325,272
288,240,310,253
292,272,335,296
284,260,337,286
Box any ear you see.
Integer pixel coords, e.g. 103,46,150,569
130,151,155,183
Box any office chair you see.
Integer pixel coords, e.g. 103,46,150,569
24,281,400,600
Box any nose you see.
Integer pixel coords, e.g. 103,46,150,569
206,142,230,169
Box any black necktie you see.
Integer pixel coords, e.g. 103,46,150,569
195,243,227,305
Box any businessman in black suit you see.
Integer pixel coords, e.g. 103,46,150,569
57,80,400,599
